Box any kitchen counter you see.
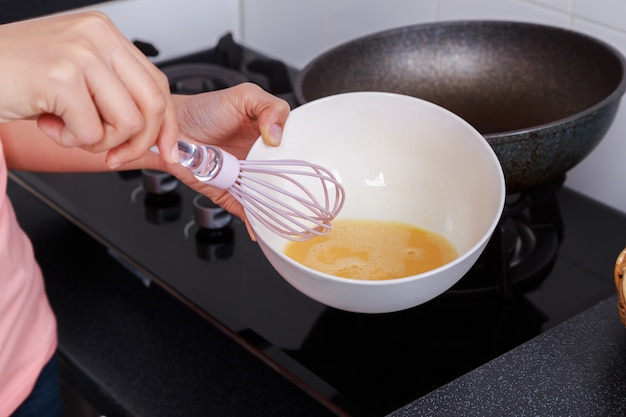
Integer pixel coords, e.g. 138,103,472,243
8,177,626,417
390,294,626,417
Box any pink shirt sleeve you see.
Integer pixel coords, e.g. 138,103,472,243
0,140,57,415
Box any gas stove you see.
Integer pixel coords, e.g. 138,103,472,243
9,34,618,417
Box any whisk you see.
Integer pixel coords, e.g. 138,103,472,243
165,140,345,241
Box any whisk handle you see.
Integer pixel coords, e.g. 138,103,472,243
177,141,240,189
207,147,240,189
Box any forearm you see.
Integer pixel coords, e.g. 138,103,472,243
0,119,208,215
0,120,164,173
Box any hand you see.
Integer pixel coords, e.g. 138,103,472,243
0,11,179,167
174,82,289,157
168,83,290,229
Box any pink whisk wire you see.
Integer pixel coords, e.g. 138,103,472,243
173,141,345,241
231,160,345,241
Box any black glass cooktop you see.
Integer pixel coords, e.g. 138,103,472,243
9,167,619,417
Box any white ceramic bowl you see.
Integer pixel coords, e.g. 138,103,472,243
246,92,505,313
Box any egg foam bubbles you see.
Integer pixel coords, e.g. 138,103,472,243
284,219,458,281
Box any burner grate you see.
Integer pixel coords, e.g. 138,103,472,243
447,176,565,298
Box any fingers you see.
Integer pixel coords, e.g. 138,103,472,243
55,56,144,149
152,95,182,164
34,59,109,146
242,83,290,147
80,15,178,167
98,60,178,167
6,12,179,167
129,59,181,165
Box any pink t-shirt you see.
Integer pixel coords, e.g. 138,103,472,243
0,140,57,416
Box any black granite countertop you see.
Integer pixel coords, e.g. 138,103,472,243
390,294,626,417
8,176,626,416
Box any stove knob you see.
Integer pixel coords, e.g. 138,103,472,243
193,195,234,261
195,227,234,262
141,169,179,195
140,169,181,224
193,195,232,230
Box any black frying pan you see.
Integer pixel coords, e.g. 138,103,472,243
295,21,626,193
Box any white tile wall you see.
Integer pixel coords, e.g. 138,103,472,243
437,0,569,26
238,0,626,216
327,0,437,46
70,0,241,62
527,0,573,13
574,0,626,31
240,0,326,65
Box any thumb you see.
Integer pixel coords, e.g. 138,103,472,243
260,122,284,147
36,114,65,142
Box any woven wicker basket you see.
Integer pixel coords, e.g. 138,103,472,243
614,247,626,326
